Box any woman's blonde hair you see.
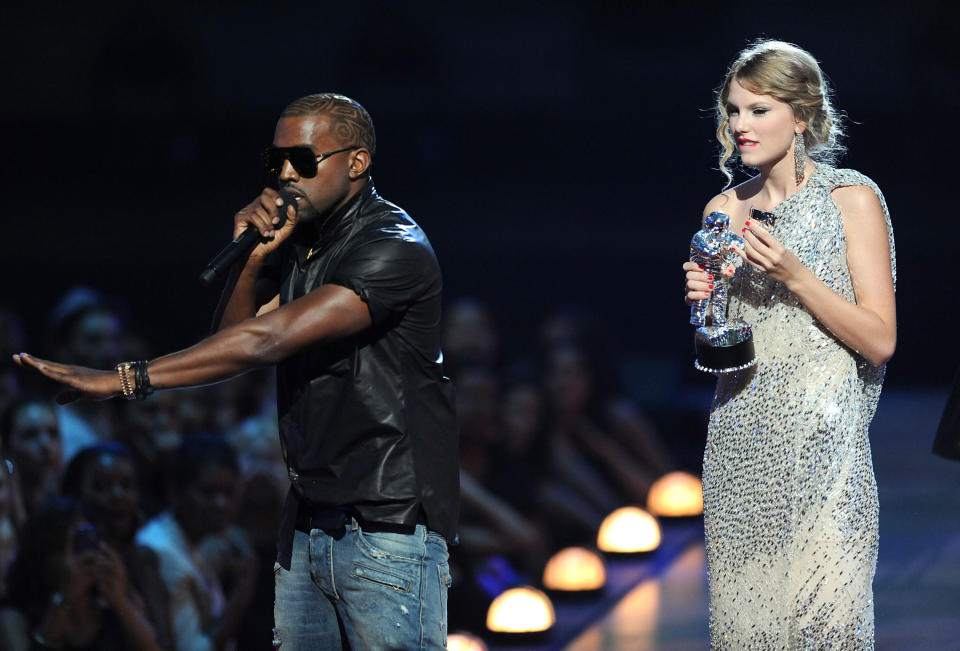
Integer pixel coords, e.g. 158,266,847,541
715,40,844,187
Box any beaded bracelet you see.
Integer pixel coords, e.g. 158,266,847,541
132,360,154,401
115,362,135,400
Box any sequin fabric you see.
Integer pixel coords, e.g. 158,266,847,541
702,166,896,650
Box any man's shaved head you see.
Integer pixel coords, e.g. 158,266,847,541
281,93,376,157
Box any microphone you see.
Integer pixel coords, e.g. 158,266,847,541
199,190,298,286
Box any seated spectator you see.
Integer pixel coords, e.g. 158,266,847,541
47,288,128,461
221,371,285,651
455,364,502,482
136,435,257,651
442,297,500,376
450,366,545,635
0,497,164,650
1,397,63,515
62,442,174,648
499,375,617,547
540,307,674,476
542,341,655,503
454,366,543,559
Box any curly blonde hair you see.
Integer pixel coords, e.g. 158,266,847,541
715,40,844,187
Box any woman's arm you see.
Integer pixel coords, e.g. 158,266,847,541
458,471,543,554
738,185,896,366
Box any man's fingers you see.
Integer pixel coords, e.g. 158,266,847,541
13,353,48,372
14,354,90,400
246,207,277,237
19,354,62,378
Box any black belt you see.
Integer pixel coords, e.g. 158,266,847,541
294,503,423,536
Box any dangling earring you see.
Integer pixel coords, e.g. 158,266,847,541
794,131,806,185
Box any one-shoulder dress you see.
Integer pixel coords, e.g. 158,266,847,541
702,165,896,649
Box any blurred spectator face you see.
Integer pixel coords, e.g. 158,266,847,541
176,466,238,539
155,388,213,437
7,401,62,479
544,346,593,415
65,308,124,369
79,451,139,542
540,314,580,350
124,396,181,460
455,367,500,444
503,384,541,454
443,298,498,368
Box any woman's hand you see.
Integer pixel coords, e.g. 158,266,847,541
95,543,132,610
11,353,120,404
682,261,714,305
736,220,805,285
61,549,100,607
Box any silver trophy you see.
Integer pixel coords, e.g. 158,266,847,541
689,211,757,373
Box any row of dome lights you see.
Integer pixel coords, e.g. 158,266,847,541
449,471,703,648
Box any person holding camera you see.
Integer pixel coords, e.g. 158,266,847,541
0,497,164,650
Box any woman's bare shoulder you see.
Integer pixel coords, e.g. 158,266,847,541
702,176,760,219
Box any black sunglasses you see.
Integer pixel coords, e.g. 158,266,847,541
262,145,360,178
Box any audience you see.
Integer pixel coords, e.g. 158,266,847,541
541,340,655,505
47,288,128,461
62,442,174,649
1,397,63,515
135,435,257,651
0,497,164,650
0,286,683,643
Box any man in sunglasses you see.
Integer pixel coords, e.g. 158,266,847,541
13,93,458,650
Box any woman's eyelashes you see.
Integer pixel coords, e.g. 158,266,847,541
726,106,769,116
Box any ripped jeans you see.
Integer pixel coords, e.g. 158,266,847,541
273,518,451,650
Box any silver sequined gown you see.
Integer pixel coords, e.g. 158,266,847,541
702,166,896,649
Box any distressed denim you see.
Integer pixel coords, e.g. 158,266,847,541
273,519,451,650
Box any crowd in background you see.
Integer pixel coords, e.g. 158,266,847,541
0,287,675,647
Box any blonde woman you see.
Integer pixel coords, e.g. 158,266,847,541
683,40,896,648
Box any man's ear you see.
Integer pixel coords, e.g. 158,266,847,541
348,149,371,180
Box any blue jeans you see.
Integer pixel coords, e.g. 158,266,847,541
273,518,451,650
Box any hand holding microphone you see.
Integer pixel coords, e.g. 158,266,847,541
199,188,299,285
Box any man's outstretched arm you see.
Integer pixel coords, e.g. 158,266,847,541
13,283,371,402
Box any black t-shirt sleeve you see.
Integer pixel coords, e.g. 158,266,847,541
330,236,440,326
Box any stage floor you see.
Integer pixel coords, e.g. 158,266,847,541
563,388,960,650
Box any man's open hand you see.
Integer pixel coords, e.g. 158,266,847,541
12,353,120,403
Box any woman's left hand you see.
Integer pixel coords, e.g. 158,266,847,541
736,220,805,285
95,542,131,609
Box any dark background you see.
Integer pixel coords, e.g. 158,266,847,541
3,2,956,398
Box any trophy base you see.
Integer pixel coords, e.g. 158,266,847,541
694,323,757,374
